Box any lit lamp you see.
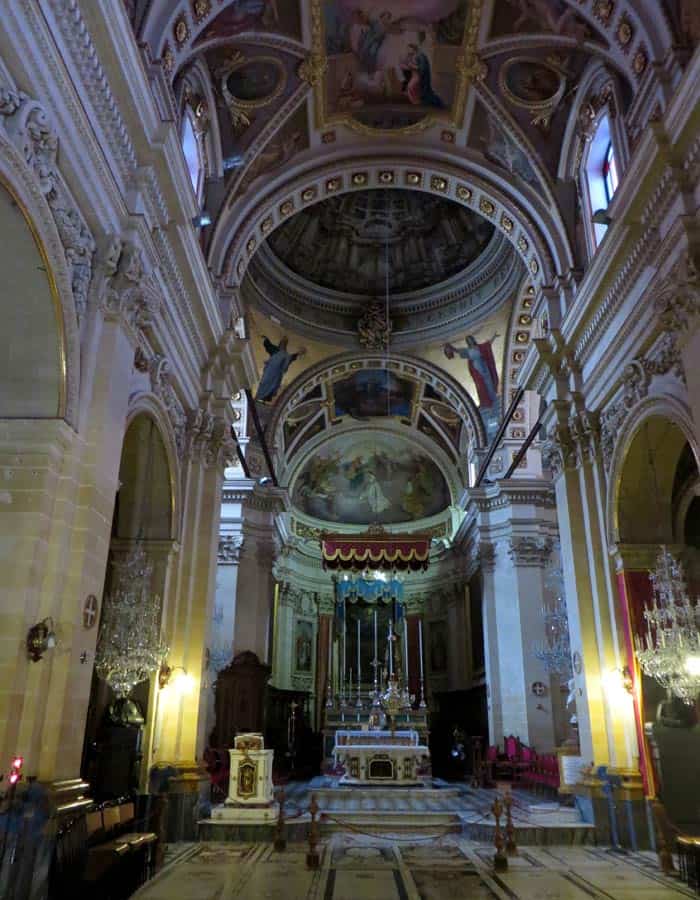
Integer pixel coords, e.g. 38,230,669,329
158,664,195,695
685,655,700,677
603,667,634,705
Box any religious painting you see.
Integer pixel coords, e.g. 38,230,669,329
291,432,451,525
226,58,285,104
236,759,258,798
315,0,479,133
294,619,314,673
332,369,415,419
196,0,302,44
488,0,591,42
443,334,499,410
235,102,309,197
429,620,448,673
501,58,563,106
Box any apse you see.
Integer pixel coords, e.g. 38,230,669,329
290,430,452,526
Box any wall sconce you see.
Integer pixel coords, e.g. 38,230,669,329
158,664,195,695
26,618,57,662
603,666,634,704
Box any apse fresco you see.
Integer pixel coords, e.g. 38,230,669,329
291,433,451,524
332,369,415,419
321,0,469,129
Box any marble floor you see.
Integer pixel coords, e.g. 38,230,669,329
134,836,695,899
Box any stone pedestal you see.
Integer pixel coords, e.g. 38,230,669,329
210,734,278,824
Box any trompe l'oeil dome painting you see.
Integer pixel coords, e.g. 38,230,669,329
290,432,451,525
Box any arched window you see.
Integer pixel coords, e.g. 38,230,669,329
181,109,203,198
603,141,619,203
584,114,616,248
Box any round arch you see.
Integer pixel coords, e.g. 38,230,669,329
606,395,699,547
208,150,575,294
122,399,182,543
270,349,488,459
0,140,80,423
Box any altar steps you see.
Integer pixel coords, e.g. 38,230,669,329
198,783,596,845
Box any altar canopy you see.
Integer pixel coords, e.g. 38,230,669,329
321,532,430,572
335,577,404,605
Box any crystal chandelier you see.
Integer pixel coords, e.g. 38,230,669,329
534,594,572,677
95,543,169,698
635,547,700,705
533,555,573,678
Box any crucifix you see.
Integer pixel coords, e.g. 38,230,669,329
82,594,99,630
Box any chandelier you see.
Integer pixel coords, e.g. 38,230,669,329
635,547,700,705
533,593,572,677
95,543,169,698
533,554,573,678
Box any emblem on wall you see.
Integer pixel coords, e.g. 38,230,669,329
572,651,582,675
531,681,547,697
83,594,99,630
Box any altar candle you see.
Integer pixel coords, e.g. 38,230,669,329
388,622,393,678
357,618,361,686
343,613,347,692
349,667,353,695
328,617,333,685
373,609,378,672
403,616,409,682
418,618,424,680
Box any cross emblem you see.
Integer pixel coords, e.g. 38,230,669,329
531,681,547,697
83,594,99,629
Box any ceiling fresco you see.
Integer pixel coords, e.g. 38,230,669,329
290,431,452,525
266,189,496,295
194,0,302,45
315,0,479,133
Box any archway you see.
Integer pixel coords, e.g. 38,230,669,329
0,178,65,417
614,414,700,816
82,413,175,799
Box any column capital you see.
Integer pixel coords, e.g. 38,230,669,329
507,535,555,567
217,534,243,565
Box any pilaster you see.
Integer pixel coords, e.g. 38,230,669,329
464,479,560,749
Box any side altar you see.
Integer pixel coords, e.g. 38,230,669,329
334,728,429,785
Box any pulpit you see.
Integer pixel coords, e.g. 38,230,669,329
211,651,270,748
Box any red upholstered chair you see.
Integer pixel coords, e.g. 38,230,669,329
485,744,499,782
515,745,534,786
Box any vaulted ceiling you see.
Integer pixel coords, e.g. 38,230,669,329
125,0,695,522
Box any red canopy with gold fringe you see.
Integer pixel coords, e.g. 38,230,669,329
321,528,430,572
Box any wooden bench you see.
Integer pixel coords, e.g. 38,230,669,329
51,798,159,898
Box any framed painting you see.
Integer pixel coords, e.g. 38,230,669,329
312,0,482,135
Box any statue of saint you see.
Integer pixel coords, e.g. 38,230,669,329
443,333,500,409
255,336,306,402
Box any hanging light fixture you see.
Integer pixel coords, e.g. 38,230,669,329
634,547,700,705
532,552,573,678
632,427,700,705
95,421,169,698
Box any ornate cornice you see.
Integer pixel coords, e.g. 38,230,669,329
45,0,138,179
0,86,95,324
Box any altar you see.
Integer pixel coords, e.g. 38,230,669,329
334,729,429,785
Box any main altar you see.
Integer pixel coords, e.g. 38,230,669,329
320,560,432,779
334,729,429,785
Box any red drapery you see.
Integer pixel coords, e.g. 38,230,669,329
321,531,430,572
615,568,656,794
